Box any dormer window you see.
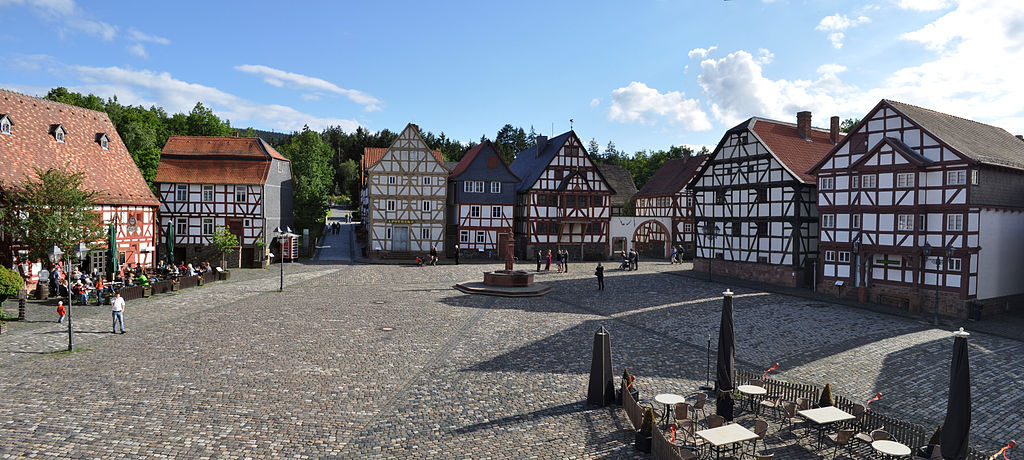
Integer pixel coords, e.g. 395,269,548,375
96,133,110,150
0,114,10,135
50,124,66,143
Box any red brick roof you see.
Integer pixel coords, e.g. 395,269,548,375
752,119,840,183
636,155,707,197
155,136,288,185
0,89,159,207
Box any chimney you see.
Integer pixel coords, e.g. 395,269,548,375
535,135,548,157
830,116,840,144
1017,134,1024,142
796,111,812,140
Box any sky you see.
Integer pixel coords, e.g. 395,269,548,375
2,0,1023,155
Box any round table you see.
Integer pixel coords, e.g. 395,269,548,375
873,440,912,458
654,393,686,426
737,385,767,415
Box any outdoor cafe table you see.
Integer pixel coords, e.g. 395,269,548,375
798,406,855,450
653,393,686,427
695,423,759,459
737,384,767,415
872,439,912,458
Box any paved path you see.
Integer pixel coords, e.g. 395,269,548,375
315,207,355,263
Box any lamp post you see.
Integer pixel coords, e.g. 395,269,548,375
922,243,953,326
274,226,293,292
49,243,89,352
703,223,720,281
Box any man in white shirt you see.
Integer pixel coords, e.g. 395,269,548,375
111,292,126,334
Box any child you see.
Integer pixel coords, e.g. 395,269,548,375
57,301,66,323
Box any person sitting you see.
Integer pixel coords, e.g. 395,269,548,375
135,272,150,287
73,282,88,304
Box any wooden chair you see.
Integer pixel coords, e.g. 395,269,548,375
796,397,811,411
674,402,691,424
752,419,769,454
759,397,784,420
827,429,854,460
781,402,806,435
706,414,725,428
692,392,709,421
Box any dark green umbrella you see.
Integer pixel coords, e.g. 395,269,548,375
107,222,119,279
165,221,175,265
715,289,736,420
941,328,971,460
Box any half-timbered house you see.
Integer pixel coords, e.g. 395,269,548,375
689,112,841,287
446,140,518,259
0,89,160,271
634,155,707,257
510,131,614,260
154,135,294,267
809,99,1024,317
361,124,447,258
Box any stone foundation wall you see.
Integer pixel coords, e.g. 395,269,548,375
693,258,805,288
815,280,1022,319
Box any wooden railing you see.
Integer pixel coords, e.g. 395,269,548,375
179,275,200,289
623,383,642,429
652,423,687,460
119,285,144,301
150,280,174,295
736,369,820,404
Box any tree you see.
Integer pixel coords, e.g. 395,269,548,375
588,138,600,157
336,159,359,207
210,226,239,268
0,266,24,304
0,166,105,261
840,118,860,133
278,127,334,230
183,103,232,137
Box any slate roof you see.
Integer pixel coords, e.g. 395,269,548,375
449,141,518,180
155,136,287,185
635,155,707,197
885,100,1024,171
508,131,574,192
596,164,637,209
0,89,159,207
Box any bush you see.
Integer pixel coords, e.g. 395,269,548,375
0,266,25,303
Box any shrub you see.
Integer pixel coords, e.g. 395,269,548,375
0,266,25,303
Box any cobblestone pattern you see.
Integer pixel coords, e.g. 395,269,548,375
0,260,1017,458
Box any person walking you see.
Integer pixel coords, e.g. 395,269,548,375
562,249,569,273
111,292,126,334
595,263,604,291
536,249,542,272
56,301,66,323
545,249,552,271
429,244,438,266
454,244,460,265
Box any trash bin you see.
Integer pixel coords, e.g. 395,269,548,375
968,301,983,321
35,283,49,300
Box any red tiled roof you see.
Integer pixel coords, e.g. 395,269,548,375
360,146,443,185
752,119,840,183
0,89,159,207
155,136,287,185
636,155,707,197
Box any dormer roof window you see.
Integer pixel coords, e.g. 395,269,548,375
0,114,10,135
96,133,109,150
50,124,66,143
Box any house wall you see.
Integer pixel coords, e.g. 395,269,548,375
977,209,1024,299
971,166,1024,208
264,157,294,238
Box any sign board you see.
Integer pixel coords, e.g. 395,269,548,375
386,219,415,224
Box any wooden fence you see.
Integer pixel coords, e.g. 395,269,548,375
652,423,687,460
150,280,174,295
179,275,200,289
623,383,642,429
202,271,217,284
119,285,144,301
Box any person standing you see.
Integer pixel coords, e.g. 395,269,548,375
562,249,569,273
94,277,105,306
111,292,126,334
545,249,552,271
429,244,438,266
595,263,604,291
56,301,66,323
630,249,638,271
536,249,542,272
454,244,460,265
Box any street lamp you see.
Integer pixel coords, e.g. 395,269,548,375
703,223,720,281
922,243,953,326
49,243,89,352
274,226,293,292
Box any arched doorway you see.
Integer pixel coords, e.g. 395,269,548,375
632,220,669,259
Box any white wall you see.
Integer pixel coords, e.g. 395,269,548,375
608,216,673,253
977,209,1024,299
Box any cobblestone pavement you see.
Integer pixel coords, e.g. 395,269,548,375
315,207,355,262
0,260,1017,458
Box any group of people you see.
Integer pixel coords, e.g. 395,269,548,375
535,249,572,273
328,222,344,234
619,249,640,271
415,244,440,267
669,245,687,264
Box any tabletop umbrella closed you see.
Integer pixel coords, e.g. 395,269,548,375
107,222,119,280
941,328,971,460
165,221,175,265
715,290,736,420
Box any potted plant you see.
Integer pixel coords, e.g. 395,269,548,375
635,406,654,453
171,279,180,291
617,368,639,405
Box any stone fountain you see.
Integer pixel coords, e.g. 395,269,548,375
453,233,551,297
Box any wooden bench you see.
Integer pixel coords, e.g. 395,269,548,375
877,294,910,309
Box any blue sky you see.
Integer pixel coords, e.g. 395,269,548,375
2,0,1022,154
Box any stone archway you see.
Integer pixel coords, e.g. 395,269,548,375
632,220,669,259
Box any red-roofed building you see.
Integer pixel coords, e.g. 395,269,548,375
154,135,293,267
688,112,843,287
633,155,707,256
0,89,160,271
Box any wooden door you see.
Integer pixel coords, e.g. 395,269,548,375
226,219,244,241
393,226,410,252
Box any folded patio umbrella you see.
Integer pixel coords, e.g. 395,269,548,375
165,221,175,265
941,328,971,460
715,290,735,420
818,382,835,407
107,222,119,280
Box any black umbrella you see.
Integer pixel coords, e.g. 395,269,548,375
715,289,735,420
587,326,614,407
941,328,971,460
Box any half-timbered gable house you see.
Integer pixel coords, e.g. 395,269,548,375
634,155,707,256
154,135,294,267
446,140,518,258
361,124,447,257
0,89,160,270
809,100,1024,317
509,131,614,260
689,112,841,287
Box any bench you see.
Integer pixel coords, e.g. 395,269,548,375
877,294,910,309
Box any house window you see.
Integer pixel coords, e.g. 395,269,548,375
684,223,693,232
946,214,964,231
715,190,726,204
861,174,877,188
919,214,927,231
896,173,914,188
175,218,187,236
822,214,836,228
589,222,603,234
386,200,396,211
470,205,481,217
422,200,431,212
421,228,430,239
852,214,861,229
687,196,693,207
464,181,473,193
838,251,851,263
0,116,9,134
756,222,767,236
491,206,502,218
176,184,188,201
579,195,588,207
202,185,214,202
755,189,767,203
386,227,392,239
235,186,247,202
474,181,485,193
476,231,486,243
490,182,501,193
851,175,859,189
566,195,577,208
946,170,966,186
423,176,432,185
948,257,962,272
459,230,469,243
819,177,834,190
535,222,547,235
202,218,214,235
99,135,109,150
387,176,397,185
897,214,914,231
54,128,65,143
244,219,251,227
825,250,836,262
970,169,979,185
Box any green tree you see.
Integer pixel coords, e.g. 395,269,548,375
0,266,25,304
278,127,334,230
840,118,861,133
184,102,232,136
210,226,239,268
45,87,105,112
588,138,600,157
0,166,105,261
336,159,360,207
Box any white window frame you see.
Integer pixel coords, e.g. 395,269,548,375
861,174,877,188
851,175,859,189
464,182,473,193
235,185,247,203
202,184,214,202
386,227,392,239
897,214,914,231
825,250,836,262
970,169,979,185
475,230,485,243
0,117,9,135
946,170,966,186
819,177,834,190
852,214,861,229
948,257,962,272
474,181,485,193
919,214,927,231
100,136,109,150
422,176,432,185
838,251,851,263
470,205,481,218
822,214,835,228
422,200,431,212
491,206,501,218
201,218,214,236
176,184,188,201
387,176,397,185
175,217,188,236
386,200,396,212
459,230,469,243
54,128,65,143
896,172,914,188
946,214,964,231
490,181,501,193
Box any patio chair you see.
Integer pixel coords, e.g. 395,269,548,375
675,419,706,456
707,414,726,428
827,429,854,460
759,396,784,420
692,392,709,421
856,428,889,444
848,403,866,430
781,401,807,435
674,402,691,424
754,455,774,460
796,397,811,411
751,419,769,455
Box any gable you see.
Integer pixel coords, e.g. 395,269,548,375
690,121,804,188
849,137,931,169
367,124,445,174
449,141,518,182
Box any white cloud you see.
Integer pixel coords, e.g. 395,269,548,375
126,28,169,45
0,0,168,56
897,0,952,11
589,98,600,107
71,65,363,132
607,81,712,131
126,43,147,58
815,14,871,49
235,64,381,111
687,46,717,60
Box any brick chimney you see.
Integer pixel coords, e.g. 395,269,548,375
797,111,812,140
535,135,548,157
830,116,840,144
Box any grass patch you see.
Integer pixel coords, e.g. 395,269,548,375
43,346,91,356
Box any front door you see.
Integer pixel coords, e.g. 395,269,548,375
393,226,410,252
